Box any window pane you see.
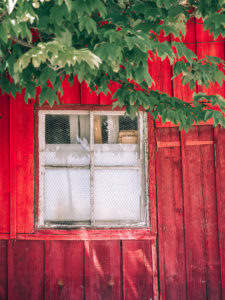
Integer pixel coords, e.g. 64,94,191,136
94,144,139,166
45,114,90,165
94,169,141,221
44,169,90,223
94,114,139,166
94,115,138,144
46,115,70,144
45,144,90,165
45,114,90,144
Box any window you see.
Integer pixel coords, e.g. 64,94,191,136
38,110,149,228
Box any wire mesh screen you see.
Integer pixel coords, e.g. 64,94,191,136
40,112,147,227
94,169,140,222
46,114,90,144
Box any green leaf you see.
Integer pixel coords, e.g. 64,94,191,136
79,16,97,34
172,41,197,62
0,25,7,44
55,29,72,47
39,67,57,86
39,86,58,106
65,0,72,11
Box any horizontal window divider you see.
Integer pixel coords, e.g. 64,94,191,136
43,165,141,170
44,165,90,169
94,166,140,170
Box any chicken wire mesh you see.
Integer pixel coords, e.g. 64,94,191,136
39,112,146,227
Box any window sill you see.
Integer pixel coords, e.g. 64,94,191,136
14,228,155,241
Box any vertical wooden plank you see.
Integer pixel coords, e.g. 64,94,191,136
8,240,44,300
200,128,222,300
173,19,196,102
0,241,7,300
81,81,99,105
152,240,159,300
214,126,225,299
45,241,84,300
10,92,34,234
148,34,172,95
148,32,173,123
100,81,120,105
196,20,225,97
0,92,10,233
156,128,187,300
60,75,81,104
181,126,221,300
148,115,157,235
123,240,153,300
85,240,121,300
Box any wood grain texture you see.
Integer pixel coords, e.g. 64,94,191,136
18,228,154,240
81,81,99,104
156,128,186,300
0,92,10,233
148,115,157,235
10,92,34,234
196,19,225,97
214,126,225,299
172,19,196,102
181,126,221,300
0,241,7,300
45,241,84,300
122,240,154,300
60,76,81,104
8,240,44,300
148,34,172,95
85,240,121,300
148,32,172,128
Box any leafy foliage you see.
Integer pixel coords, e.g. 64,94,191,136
1,0,225,129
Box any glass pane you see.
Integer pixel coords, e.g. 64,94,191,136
45,114,90,165
94,114,139,166
44,169,90,223
46,114,90,144
94,115,138,144
94,144,138,166
45,144,90,165
94,169,140,221
46,115,70,144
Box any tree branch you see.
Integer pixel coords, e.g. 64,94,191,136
9,36,33,48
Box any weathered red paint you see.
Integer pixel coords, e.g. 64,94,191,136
148,115,157,235
172,19,197,102
0,92,10,233
45,241,84,300
0,241,7,300
59,75,81,104
81,81,99,104
0,22,225,300
85,240,121,300
123,240,154,300
214,126,225,299
100,81,120,105
156,127,187,300
8,240,45,300
181,127,221,300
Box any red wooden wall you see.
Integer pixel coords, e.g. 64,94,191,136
0,21,225,300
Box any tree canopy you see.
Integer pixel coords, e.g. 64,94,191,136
1,0,225,130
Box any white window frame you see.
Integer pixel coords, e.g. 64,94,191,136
38,110,149,228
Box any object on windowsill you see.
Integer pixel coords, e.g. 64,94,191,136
118,130,138,144
94,116,102,144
